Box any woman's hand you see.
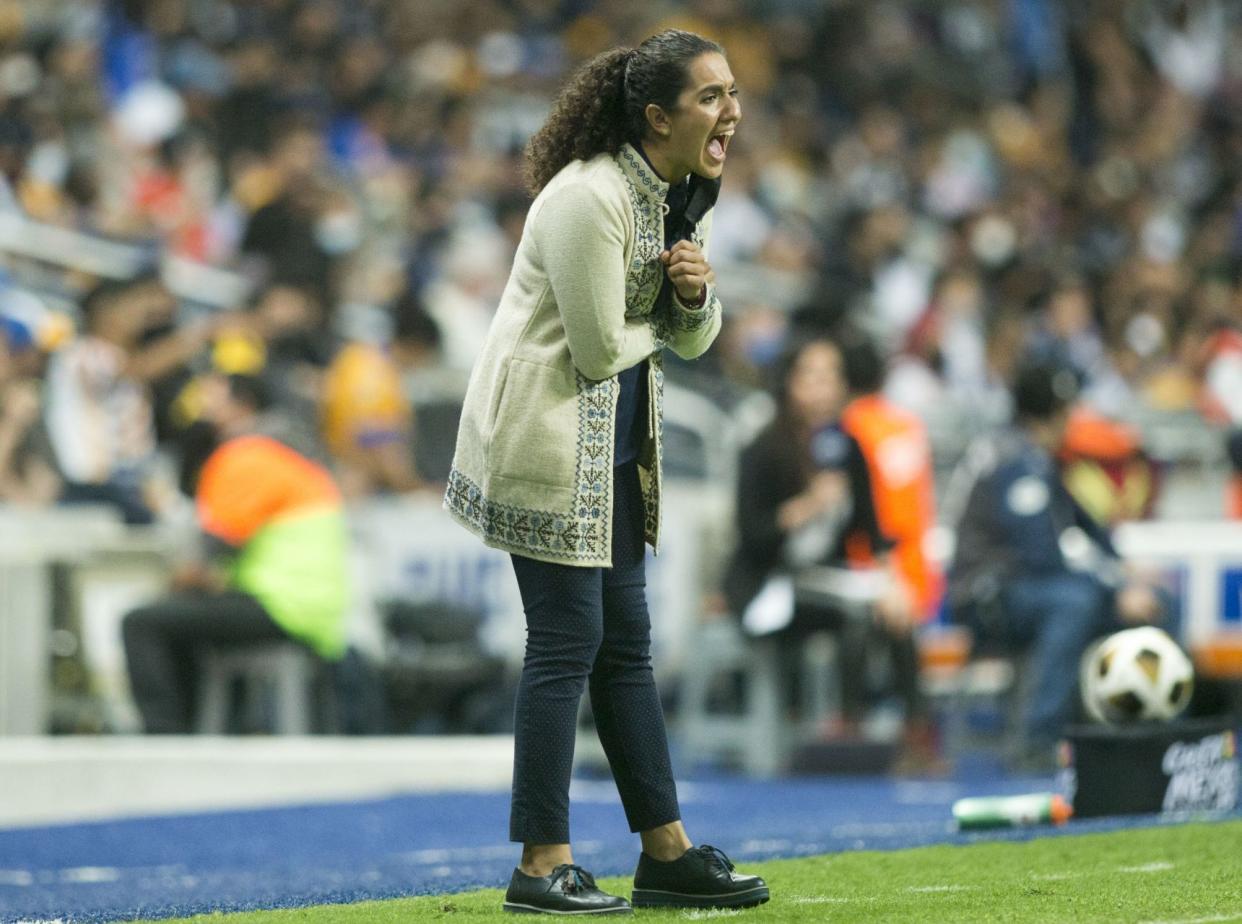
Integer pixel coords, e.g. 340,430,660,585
874,575,916,636
777,471,847,532
808,470,846,510
1116,582,1163,624
661,240,714,304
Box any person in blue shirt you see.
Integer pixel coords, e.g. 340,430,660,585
945,363,1166,761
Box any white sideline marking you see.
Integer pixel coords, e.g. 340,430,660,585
1138,915,1242,924
58,866,121,884
790,896,851,904
0,869,34,886
893,781,963,805
907,884,970,893
396,844,516,864
567,780,621,803
1032,862,1174,883
830,821,953,839
396,839,604,866
739,838,792,854
681,911,743,920
1119,862,1175,874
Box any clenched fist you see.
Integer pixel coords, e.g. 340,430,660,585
660,240,715,305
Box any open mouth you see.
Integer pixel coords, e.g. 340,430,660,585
707,129,734,162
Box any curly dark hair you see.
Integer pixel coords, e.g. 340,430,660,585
523,29,724,195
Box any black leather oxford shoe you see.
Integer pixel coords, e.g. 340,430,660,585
503,863,632,915
631,844,769,909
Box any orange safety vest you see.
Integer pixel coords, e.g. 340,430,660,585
842,394,943,621
197,435,341,545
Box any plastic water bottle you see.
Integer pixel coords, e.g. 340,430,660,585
952,793,1072,830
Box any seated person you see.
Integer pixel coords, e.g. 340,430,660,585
839,332,943,624
47,274,214,524
944,363,1167,763
122,374,349,733
1059,406,1159,526
0,314,60,505
320,291,442,497
725,334,930,758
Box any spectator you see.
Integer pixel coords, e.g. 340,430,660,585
122,373,350,734
725,335,932,764
44,275,183,523
164,283,331,493
0,314,60,505
839,331,943,621
1027,276,1106,389
320,290,443,497
944,363,1168,765
239,118,352,302
1059,406,1159,525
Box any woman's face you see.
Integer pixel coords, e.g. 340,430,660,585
787,341,846,427
651,52,741,181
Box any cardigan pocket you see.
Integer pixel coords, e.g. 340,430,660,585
491,358,578,489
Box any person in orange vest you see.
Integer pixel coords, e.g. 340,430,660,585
838,332,944,770
122,373,349,733
839,333,943,623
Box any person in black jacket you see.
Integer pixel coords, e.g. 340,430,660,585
726,334,927,743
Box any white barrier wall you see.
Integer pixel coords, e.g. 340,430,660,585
1,501,1238,735
348,485,721,677
1115,520,1242,647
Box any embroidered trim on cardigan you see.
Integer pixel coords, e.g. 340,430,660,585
444,373,618,562
623,159,719,335
619,145,669,201
642,353,665,544
668,289,719,333
619,149,665,314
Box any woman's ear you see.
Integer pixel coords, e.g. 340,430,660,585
644,103,672,138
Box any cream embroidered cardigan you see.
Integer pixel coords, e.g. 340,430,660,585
443,143,723,567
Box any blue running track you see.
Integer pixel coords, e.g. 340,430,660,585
0,771,1234,923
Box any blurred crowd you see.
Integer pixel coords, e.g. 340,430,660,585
1,0,1241,522
0,0,1237,753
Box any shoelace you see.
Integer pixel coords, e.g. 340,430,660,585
696,845,736,876
552,864,597,894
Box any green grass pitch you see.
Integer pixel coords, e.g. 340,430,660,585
139,819,1241,923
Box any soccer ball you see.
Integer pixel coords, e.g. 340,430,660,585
1080,627,1194,724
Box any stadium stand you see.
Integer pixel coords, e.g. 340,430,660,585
0,0,1237,772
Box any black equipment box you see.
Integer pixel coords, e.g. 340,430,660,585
1060,717,1238,819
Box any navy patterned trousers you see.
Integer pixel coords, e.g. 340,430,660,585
508,460,681,844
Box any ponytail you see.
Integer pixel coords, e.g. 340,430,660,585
523,30,723,196
523,47,631,195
